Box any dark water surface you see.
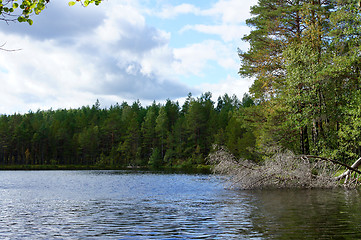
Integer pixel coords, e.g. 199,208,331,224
0,171,361,239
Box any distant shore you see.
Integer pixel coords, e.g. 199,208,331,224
0,164,212,173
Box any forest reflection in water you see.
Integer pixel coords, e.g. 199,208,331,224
0,170,360,239
239,189,361,239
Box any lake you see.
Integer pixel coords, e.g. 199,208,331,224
0,170,361,239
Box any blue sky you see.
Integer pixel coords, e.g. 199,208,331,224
0,0,257,114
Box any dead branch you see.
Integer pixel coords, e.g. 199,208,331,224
0,47,21,52
209,147,339,189
0,42,22,52
335,157,361,181
303,155,361,175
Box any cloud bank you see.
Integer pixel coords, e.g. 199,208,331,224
0,0,256,114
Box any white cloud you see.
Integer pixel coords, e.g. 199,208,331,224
155,3,200,19
0,0,256,114
181,24,250,42
203,0,257,24
140,44,175,78
197,75,254,101
0,2,194,114
174,0,258,42
173,40,238,76
153,0,257,23
0,33,100,113
95,4,147,44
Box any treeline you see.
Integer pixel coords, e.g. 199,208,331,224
0,93,256,168
237,0,361,164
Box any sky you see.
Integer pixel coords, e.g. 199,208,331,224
0,0,257,114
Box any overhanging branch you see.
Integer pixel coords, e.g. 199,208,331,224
303,155,361,175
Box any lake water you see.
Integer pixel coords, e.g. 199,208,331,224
0,171,361,239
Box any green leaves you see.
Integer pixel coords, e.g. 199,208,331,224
0,0,49,25
17,16,33,25
17,16,27,23
68,0,102,7
0,0,101,25
239,0,361,158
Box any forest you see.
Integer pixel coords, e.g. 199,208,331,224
236,0,361,165
0,93,256,169
1,0,361,170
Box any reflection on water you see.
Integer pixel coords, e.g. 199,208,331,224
0,171,360,239
249,189,361,239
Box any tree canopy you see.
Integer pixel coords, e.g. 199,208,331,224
239,0,361,163
0,93,255,169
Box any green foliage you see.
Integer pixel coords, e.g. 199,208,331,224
184,92,217,158
155,107,169,152
225,110,256,161
238,0,361,164
141,102,159,162
0,0,47,24
69,0,101,7
148,147,162,168
0,94,258,168
336,91,361,160
0,0,101,24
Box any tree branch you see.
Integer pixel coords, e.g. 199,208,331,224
0,42,22,52
303,155,361,175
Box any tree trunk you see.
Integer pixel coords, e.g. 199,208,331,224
304,155,361,175
300,126,309,154
335,157,361,181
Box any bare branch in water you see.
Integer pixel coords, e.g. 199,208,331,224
208,146,352,190
304,155,361,175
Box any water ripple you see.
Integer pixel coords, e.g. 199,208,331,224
0,171,361,239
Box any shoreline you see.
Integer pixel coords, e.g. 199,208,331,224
0,164,213,173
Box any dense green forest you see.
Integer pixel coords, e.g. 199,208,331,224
0,93,256,168
237,0,361,164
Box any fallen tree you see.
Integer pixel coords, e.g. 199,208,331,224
304,155,361,186
208,146,361,189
